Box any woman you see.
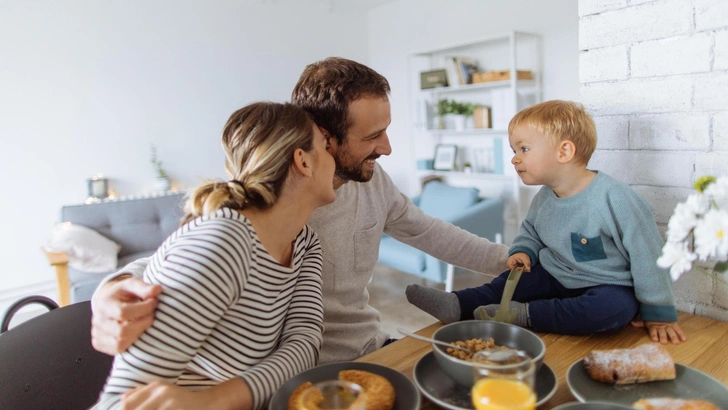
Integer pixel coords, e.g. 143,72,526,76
94,102,335,410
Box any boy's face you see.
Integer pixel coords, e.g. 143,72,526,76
508,125,560,186
327,96,392,188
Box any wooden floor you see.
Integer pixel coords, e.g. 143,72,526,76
367,263,497,339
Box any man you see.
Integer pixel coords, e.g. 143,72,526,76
92,57,508,364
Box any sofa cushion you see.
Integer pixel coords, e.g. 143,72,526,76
377,236,426,275
69,250,156,303
418,181,479,221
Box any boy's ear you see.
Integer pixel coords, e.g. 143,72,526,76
557,140,576,163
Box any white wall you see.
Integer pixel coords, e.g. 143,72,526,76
579,0,728,321
0,0,369,297
366,0,580,194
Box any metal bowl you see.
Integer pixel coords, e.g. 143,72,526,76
552,402,633,410
431,320,546,387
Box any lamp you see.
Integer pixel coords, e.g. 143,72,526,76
87,174,109,200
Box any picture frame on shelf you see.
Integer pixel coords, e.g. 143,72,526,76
433,144,458,171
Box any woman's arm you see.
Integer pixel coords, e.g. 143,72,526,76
97,225,246,409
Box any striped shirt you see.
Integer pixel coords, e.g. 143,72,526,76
94,208,324,410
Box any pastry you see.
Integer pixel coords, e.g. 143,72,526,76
632,398,720,409
287,370,396,410
287,382,316,410
583,343,676,384
339,370,395,410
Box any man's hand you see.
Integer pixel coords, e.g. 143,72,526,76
91,276,161,355
121,379,252,410
507,253,531,272
631,319,687,344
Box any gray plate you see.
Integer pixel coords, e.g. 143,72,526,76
567,359,728,407
268,361,420,410
413,351,557,409
552,402,632,410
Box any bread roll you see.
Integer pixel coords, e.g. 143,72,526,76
632,398,719,410
583,343,675,384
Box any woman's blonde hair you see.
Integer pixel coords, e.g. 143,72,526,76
508,100,597,165
181,102,314,224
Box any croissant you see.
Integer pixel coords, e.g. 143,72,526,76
583,343,675,384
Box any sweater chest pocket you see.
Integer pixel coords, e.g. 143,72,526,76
571,232,607,262
354,224,381,272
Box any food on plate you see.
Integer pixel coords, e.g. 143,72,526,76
287,382,315,410
339,370,395,410
446,337,497,360
287,370,395,410
583,343,676,384
632,398,720,410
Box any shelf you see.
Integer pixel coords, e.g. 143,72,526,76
417,170,515,181
424,128,507,136
419,80,536,95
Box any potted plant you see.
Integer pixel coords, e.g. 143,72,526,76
150,144,171,192
451,101,474,130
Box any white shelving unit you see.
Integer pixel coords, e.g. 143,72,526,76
407,31,543,233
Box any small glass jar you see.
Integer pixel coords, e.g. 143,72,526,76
297,380,366,410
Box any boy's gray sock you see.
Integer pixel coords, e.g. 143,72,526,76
473,301,531,328
405,284,461,324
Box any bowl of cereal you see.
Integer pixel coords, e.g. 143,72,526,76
431,320,546,387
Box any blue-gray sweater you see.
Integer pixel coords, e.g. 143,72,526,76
510,171,678,323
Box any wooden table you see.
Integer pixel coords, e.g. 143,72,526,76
356,312,728,408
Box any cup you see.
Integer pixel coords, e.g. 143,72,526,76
297,380,366,410
471,348,537,410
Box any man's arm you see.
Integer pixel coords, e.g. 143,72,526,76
90,258,161,355
379,173,508,275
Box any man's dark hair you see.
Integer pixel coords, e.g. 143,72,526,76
291,57,390,145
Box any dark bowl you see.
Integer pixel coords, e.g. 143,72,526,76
268,361,420,410
432,320,546,387
552,402,633,410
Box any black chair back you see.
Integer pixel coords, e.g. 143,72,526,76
0,298,114,410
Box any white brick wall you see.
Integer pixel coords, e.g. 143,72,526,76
716,29,728,70
631,34,712,77
594,115,629,149
581,77,692,115
579,0,693,50
579,46,629,83
578,0,627,17
715,112,728,151
629,114,710,150
579,0,728,320
694,0,728,31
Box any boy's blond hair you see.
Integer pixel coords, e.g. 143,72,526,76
508,100,597,165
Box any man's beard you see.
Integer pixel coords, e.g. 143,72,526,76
334,146,378,183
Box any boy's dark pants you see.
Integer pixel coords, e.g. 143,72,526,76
454,263,639,335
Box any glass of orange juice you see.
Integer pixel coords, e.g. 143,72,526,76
471,348,537,410
297,380,366,410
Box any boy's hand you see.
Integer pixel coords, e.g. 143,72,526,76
507,253,531,272
631,320,687,344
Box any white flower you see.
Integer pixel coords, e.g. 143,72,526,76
665,194,707,242
658,241,697,281
705,177,728,209
693,209,728,262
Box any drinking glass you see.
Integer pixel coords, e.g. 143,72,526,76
297,380,366,410
471,348,537,410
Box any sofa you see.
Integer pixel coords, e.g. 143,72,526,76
377,181,504,292
44,193,186,305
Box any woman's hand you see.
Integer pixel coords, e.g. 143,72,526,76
631,320,687,344
507,253,531,272
121,379,252,410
